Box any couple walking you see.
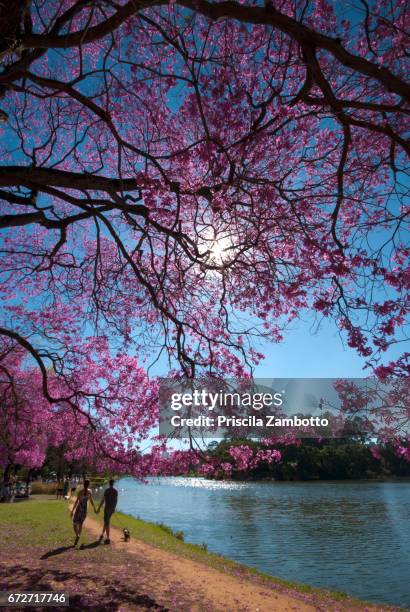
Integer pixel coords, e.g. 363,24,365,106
71,479,118,546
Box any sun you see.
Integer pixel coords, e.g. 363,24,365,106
196,225,238,270
208,234,233,265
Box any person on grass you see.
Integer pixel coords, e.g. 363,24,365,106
56,478,63,500
62,477,69,499
97,479,118,544
71,479,97,546
70,478,77,499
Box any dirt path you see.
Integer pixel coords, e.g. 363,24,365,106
82,511,315,612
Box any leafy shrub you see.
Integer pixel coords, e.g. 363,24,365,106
157,522,174,536
157,522,184,541
30,481,58,495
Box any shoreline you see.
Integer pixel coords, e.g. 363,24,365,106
95,507,399,611
167,475,410,483
0,496,403,611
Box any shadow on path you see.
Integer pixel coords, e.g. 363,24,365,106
0,563,168,611
40,545,75,559
79,540,101,550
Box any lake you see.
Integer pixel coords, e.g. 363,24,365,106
115,477,410,607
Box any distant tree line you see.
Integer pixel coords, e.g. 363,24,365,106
204,437,410,481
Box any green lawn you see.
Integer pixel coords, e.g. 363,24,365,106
0,498,75,548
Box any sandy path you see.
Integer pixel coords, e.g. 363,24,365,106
81,511,315,612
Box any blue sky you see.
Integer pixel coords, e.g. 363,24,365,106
255,318,379,378
148,314,403,380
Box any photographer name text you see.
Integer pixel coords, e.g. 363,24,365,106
170,415,329,428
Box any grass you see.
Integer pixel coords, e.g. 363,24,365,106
0,498,74,548
0,499,402,611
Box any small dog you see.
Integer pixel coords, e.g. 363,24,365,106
123,528,130,542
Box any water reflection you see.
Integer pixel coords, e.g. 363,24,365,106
117,478,410,607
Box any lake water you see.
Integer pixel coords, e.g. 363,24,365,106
116,477,410,607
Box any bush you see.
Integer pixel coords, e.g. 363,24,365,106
157,522,174,536
30,481,58,495
157,522,185,541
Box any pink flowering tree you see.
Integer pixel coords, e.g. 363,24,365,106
0,337,162,479
333,377,410,460
0,345,58,483
0,1,408,472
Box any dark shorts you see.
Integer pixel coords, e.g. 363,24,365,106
104,508,115,526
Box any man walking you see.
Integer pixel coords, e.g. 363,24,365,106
97,479,118,544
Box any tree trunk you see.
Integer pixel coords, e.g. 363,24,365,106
3,463,11,484
0,1,25,55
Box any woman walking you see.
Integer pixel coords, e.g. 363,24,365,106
70,480,96,545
